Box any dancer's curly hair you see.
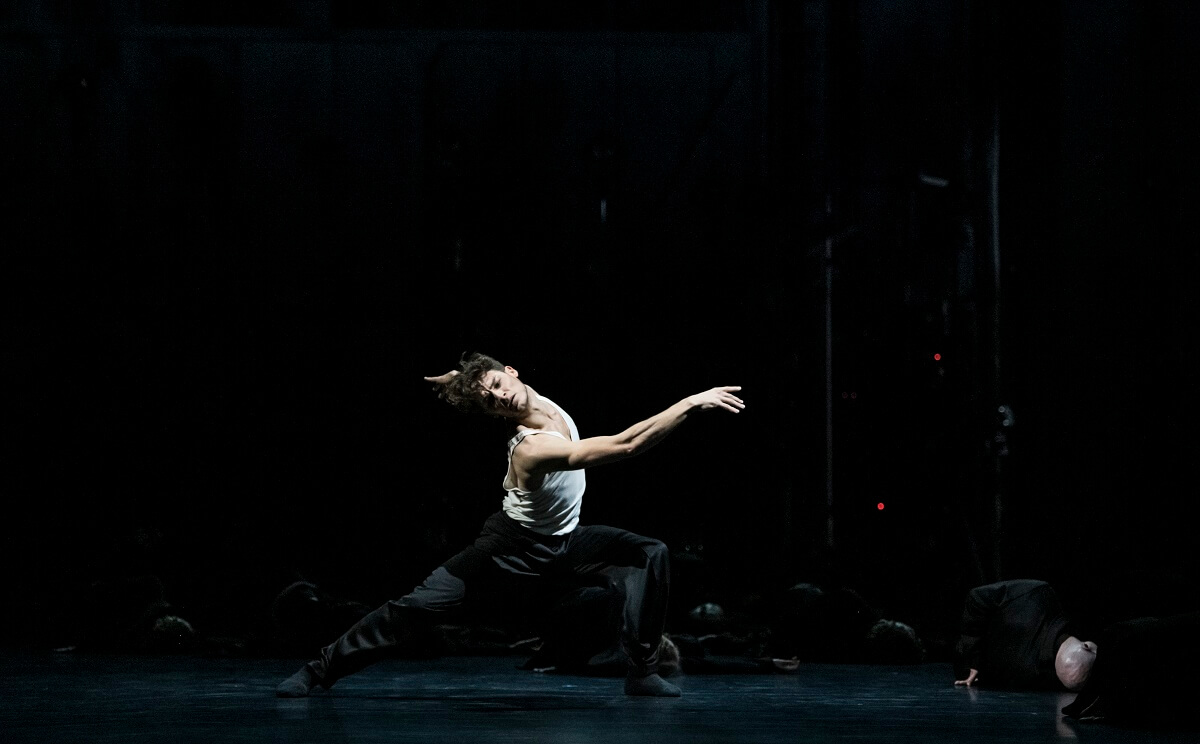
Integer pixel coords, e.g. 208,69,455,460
435,351,506,413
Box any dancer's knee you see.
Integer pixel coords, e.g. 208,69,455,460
395,566,467,611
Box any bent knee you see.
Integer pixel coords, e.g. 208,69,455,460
396,566,466,611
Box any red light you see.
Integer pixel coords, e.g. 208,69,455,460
876,502,885,511
933,353,941,361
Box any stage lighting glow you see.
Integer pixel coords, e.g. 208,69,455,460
933,353,941,361
877,502,885,511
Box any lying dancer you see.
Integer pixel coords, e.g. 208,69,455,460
276,352,744,697
953,579,1096,691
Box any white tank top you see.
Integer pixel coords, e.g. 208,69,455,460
501,395,586,535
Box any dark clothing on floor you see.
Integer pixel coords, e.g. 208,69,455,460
269,581,372,657
954,579,1073,690
1066,568,1200,639
1062,611,1200,728
669,633,801,675
304,511,670,688
765,583,925,664
769,584,883,663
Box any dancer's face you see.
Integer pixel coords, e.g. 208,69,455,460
477,367,527,418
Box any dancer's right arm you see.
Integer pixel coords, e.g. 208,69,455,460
954,583,1006,686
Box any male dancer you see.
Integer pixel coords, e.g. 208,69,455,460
276,352,744,697
953,579,1097,691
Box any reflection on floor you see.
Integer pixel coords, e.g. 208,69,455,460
1,650,1190,743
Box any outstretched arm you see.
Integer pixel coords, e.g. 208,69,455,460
953,582,1015,686
518,386,744,475
423,369,462,405
424,370,459,386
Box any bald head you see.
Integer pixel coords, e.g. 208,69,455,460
1055,636,1098,691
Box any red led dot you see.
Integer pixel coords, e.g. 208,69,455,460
877,502,885,511
933,353,942,361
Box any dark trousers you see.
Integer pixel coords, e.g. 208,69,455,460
305,511,670,687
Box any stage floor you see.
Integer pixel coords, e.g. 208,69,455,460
1,651,1188,743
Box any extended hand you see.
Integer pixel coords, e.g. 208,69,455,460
423,370,459,386
687,386,745,413
954,668,979,687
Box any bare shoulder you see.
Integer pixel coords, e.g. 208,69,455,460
512,430,575,468
513,430,573,454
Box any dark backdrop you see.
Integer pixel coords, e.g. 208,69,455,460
3,1,1197,654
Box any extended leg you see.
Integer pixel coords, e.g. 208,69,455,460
276,512,530,697
276,566,467,697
